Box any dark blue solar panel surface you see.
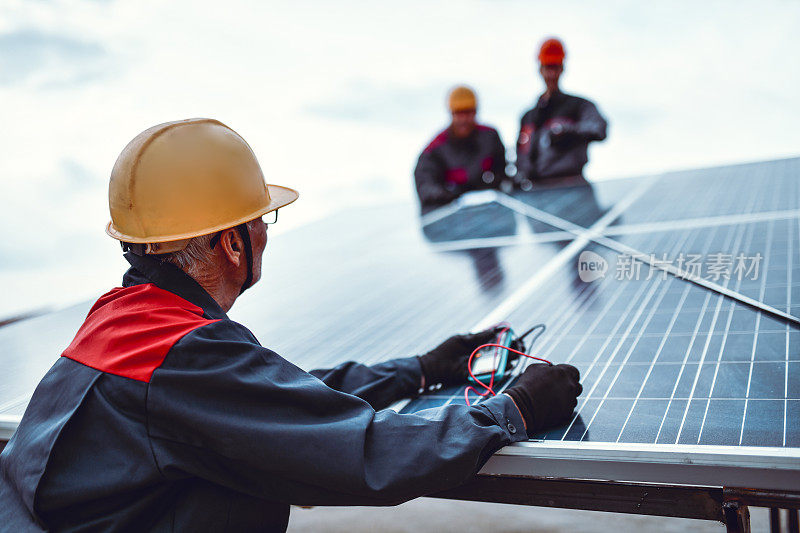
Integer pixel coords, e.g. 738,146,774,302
1,157,798,451
397,159,800,448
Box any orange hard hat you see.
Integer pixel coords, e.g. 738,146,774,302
538,38,565,66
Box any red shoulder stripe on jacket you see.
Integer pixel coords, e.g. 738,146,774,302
422,129,450,154
61,284,218,382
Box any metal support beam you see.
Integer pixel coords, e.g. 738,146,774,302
433,475,800,527
723,501,751,533
431,475,725,522
770,508,780,533
770,508,800,533
724,488,800,509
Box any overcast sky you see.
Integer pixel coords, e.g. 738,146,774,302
1,0,799,317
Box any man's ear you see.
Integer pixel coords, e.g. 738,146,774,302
219,228,243,268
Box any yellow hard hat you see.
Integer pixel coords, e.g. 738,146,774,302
447,85,477,112
106,118,299,254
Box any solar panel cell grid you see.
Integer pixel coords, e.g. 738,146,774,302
621,158,800,224
400,158,800,449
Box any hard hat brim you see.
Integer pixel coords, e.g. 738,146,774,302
539,55,564,66
106,183,299,244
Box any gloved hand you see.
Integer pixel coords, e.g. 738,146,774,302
504,363,582,435
418,328,501,386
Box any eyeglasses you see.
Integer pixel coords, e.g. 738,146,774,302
209,210,279,249
263,210,279,225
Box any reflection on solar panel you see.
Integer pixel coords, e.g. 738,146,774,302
400,160,800,451
1,157,798,490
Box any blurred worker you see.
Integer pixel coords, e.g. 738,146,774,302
414,85,508,212
0,119,581,531
516,38,608,186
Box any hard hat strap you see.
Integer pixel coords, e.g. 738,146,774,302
121,242,146,256
208,223,254,294
234,223,254,295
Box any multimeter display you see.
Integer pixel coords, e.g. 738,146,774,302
468,328,516,383
471,347,503,375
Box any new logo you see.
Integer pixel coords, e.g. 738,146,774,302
578,250,608,282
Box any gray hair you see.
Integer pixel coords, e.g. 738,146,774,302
161,233,217,276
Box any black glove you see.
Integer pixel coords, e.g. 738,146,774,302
418,328,501,386
505,363,582,435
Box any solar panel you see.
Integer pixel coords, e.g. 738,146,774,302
1,157,798,491
393,160,799,452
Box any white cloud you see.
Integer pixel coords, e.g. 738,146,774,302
0,0,798,316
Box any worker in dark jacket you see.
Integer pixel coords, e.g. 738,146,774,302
516,38,608,185
415,85,508,212
0,119,581,532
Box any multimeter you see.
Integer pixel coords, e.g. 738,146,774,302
468,327,519,384
467,324,547,386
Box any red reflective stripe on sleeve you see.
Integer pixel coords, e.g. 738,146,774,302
61,284,218,382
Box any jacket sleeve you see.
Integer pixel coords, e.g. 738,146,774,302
414,149,456,205
146,321,527,507
515,113,535,180
573,99,608,142
309,356,422,410
491,130,508,185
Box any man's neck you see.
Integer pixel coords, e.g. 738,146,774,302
189,269,241,313
450,126,476,139
543,87,560,101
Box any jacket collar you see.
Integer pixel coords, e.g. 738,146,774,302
446,125,479,146
122,252,228,320
537,90,566,108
